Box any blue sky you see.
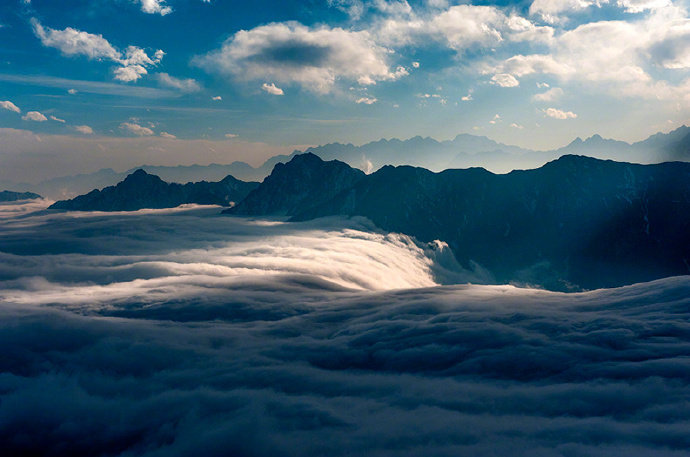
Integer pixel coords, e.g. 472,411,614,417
1,0,690,180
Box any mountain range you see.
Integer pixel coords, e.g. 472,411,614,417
49,170,258,211
227,153,690,291
5,126,689,199
0,190,42,202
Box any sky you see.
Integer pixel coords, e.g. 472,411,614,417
1,0,690,179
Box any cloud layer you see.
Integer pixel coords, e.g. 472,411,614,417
0,202,688,456
0,201,688,456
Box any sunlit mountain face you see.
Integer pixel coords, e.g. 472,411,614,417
1,1,690,456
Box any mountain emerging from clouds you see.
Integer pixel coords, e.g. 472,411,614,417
49,169,258,211
227,153,690,291
0,190,42,202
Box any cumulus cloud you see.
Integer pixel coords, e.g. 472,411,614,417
0,100,22,113
196,22,405,93
376,4,553,51
74,125,93,134
544,107,577,119
32,19,164,83
212,95,222,101
0,202,688,457
138,0,172,15
21,111,47,122
261,82,284,95
225,133,238,138
533,87,564,101
120,121,155,136
491,73,520,87
493,6,690,101
49,115,65,123
355,96,377,104
0,100,21,113
156,73,202,92
159,131,176,139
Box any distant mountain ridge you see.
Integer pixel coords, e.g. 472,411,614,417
0,190,42,202
6,126,689,199
227,153,690,291
49,170,258,211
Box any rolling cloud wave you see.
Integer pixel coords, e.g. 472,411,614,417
0,202,688,456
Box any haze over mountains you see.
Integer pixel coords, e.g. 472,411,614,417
4,126,689,199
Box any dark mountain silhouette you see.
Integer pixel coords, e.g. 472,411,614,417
49,170,258,211
0,190,42,202
228,153,690,291
225,153,365,216
8,126,690,199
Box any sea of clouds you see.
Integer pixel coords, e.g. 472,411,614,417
1,201,689,456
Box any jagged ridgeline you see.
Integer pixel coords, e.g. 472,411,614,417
49,169,259,211
227,153,690,291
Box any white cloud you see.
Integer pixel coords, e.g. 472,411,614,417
49,115,66,123
261,82,284,95
510,122,524,129
196,22,405,93
22,111,47,122
138,0,172,15
156,73,202,92
491,73,520,87
544,107,577,119
68,89,78,95
533,87,564,101
528,0,604,24
159,131,176,139
376,5,553,52
114,65,148,82
617,0,671,13
32,19,164,83
120,122,155,136
74,125,94,135
492,7,690,102
356,96,377,104
32,18,120,61
489,113,501,124
0,100,20,113
225,133,238,138
212,96,222,101
412,61,420,68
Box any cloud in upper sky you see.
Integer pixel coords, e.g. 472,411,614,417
491,73,520,87
0,100,20,113
31,19,164,83
261,82,284,95
196,22,407,93
491,4,690,102
375,4,553,51
138,0,172,15
156,73,202,92
74,125,94,134
22,111,47,121
120,121,155,136
533,87,564,101
544,107,577,119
